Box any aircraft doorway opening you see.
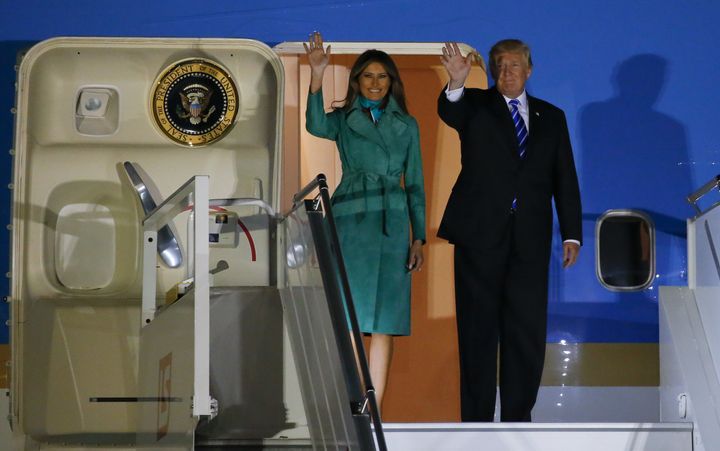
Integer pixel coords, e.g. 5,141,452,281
596,209,656,291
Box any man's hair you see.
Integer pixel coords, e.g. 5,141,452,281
489,39,533,80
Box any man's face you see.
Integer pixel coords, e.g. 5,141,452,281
494,52,532,99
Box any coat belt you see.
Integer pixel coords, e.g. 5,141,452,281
341,172,402,236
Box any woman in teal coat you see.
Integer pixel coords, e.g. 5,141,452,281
304,32,426,413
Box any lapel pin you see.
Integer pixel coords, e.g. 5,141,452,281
535,111,540,116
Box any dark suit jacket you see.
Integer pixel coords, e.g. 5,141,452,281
437,86,582,258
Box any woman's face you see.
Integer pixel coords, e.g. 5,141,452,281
358,62,391,101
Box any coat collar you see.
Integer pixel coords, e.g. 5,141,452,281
346,95,409,150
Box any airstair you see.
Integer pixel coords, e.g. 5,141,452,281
132,172,697,451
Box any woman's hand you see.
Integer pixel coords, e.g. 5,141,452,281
441,42,473,90
406,240,425,273
304,31,331,93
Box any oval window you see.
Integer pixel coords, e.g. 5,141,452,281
596,210,655,291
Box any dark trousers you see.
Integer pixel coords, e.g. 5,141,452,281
454,229,550,422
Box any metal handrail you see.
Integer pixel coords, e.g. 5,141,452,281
687,174,720,214
284,172,327,216
124,161,184,268
209,197,276,217
292,174,387,451
140,175,212,418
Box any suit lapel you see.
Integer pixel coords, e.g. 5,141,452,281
526,95,543,158
489,87,521,160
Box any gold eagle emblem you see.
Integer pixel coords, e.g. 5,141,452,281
177,84,216,125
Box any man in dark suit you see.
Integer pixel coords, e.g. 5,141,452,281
437,40,582,422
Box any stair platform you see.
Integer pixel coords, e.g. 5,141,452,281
381,422,693,451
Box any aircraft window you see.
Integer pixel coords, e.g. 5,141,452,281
596,210,655,291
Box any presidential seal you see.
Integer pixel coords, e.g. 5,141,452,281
151,58,239,146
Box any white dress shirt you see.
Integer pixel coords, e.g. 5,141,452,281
446,85,529,130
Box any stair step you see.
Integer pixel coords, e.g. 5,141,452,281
381,422,693,451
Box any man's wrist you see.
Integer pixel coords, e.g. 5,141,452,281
448,80,465,90
445,84,465,102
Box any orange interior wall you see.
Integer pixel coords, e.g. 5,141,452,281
382,55,487,422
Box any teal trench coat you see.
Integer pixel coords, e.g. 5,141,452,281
306,90,426,335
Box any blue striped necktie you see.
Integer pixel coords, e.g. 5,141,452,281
509,98,528,158
509,98,528,211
